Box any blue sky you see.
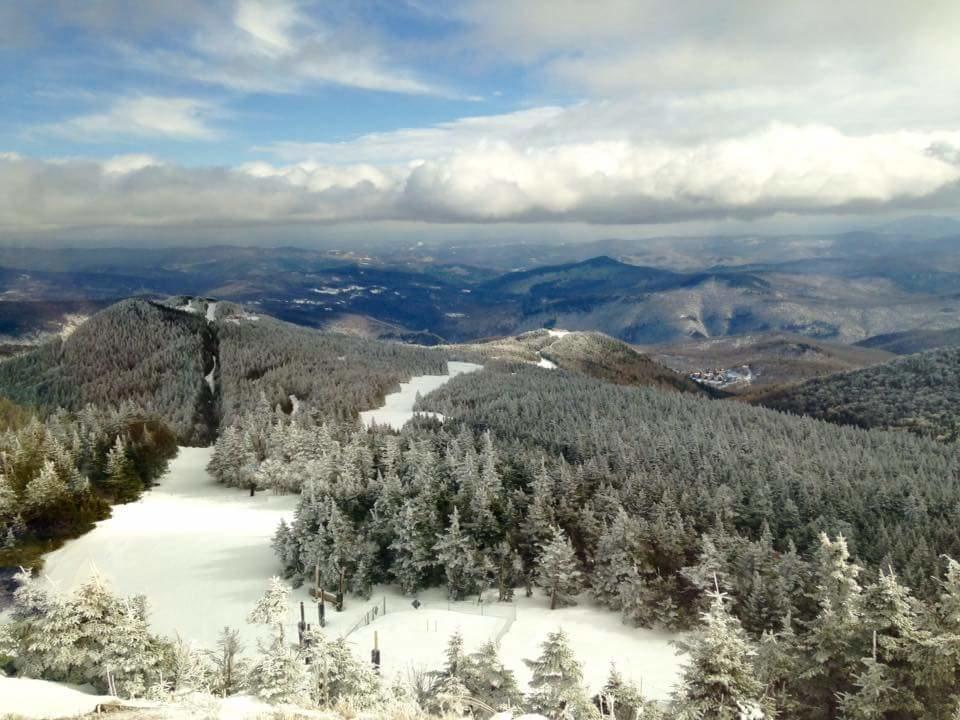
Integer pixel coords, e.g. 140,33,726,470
1,0,959,243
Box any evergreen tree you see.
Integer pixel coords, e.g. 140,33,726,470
248,639,310,705
672,589,767,720
464,639,522,712
524,629,598,719
434,508,487,600
207,626,248,697
596,663,647,720
105,435,139,500
800,534,866,718
248,577,290,644
535,526,584,610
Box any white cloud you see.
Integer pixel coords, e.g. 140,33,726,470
1,124,958,233
458,0,960,134
41,96,220,141
126,0,446,96
101,154,164,174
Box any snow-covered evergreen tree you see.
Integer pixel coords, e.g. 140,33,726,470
302,628,382,709
248,576,290,643
524,628,598,719
596,663,648,720
434,507,488,600
207,626,249,697
672,589,767,720
21,460,68,519
464,639,522,712
105,435,139,500
248,638,311,705
535,526,584,609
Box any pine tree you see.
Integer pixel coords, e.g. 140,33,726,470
207,626,248,697
535,526,583,610
0,472,16,521
596,663,647,720
248,638,311,705
248,576,290,644
464,639,522,712
524,628,598,719
434,508,487,600
800,534,866,718
21,460,68,519
303,628,382,709
672,588,766,720
105,435,139,500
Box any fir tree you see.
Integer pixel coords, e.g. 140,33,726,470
535,526,584,610
248,638,310,705
464,639,522,712
434,508,487,600
524,628,598,719
248,576,290,644
672,588,767,720
207,626,248,697
596,663,647,720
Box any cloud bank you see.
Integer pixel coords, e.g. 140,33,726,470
2,124,958,233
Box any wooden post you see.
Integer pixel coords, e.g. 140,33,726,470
318,595,326,627
314,563,320,599
371,630,381,673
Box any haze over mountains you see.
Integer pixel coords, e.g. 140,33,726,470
1,218,959,354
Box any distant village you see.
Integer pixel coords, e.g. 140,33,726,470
689,364,754,389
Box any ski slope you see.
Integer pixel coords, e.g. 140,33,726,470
359,361,481,430
14,359,681,703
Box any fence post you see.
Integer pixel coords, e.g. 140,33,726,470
371,630,381,673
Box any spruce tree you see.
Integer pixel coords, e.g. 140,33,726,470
524,628,598,719
672,588,767,720
535,526,584,610
464,639,522,712
248,576,291,644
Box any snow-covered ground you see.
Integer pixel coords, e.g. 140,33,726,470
341,588,683,701
359,361,482,431
39,446,298,651
204,356,217,393
21,445,683,701
536,356,557,369
546,329,570,338
6,359,681,708
0,676,121,719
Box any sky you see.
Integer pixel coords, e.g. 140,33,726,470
2,0,960,245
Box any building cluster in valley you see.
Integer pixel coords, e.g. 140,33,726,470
689,364,754,389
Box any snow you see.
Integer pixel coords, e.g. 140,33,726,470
319,587,682,701
0,676,118,719
536,356,557,369
205,356,217,393
205,301,218,323
546,329,570,337
9,444,682,703
37,446,299,651
58,313,88,339
0,679,337,720
359,361,482,431
310,285,368,295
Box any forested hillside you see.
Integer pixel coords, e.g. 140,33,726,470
745,346,960,440
194,360,960,717
217,311,445,426
0,299,214,443
856,325,960,354
0,297,449,442
448,329,709,394
418,364,958,596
